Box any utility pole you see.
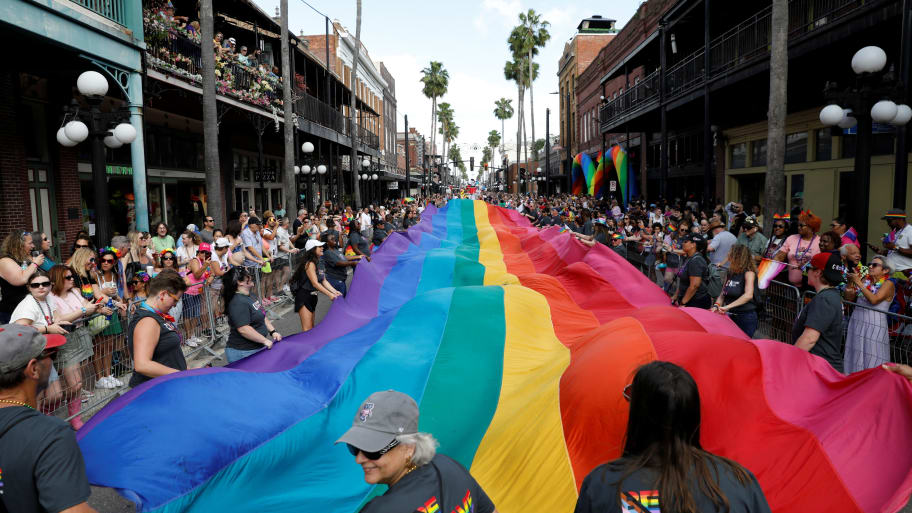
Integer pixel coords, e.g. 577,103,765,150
545,107,550,196
404,115,410,199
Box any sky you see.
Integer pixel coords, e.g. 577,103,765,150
252,0,644,178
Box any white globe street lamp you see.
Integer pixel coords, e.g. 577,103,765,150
301,141,315,153
103,134,123,149
372,173,378,180
819,104,845,126
294,165,301,174
851,46,887,75
64,120,89,143
76,71,109,98
113,123,137,144
302,165,311,174
892,104,912,125
871,100,899,123
837,110,857,129
317,165,327,174
361,158,370,169
56,127,77,147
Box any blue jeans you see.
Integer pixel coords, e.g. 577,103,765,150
327,277,347,297
225,346,264,363
729,310,759,338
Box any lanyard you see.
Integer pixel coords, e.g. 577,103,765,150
141,301,175,323
32,296,52,325
793,235,817,262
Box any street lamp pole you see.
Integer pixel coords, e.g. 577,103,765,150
57,71,136,246
545,107,550,197
819,46,912,250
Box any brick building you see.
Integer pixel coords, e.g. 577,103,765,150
556,15,617,191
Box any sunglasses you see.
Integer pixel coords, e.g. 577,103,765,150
868,262,882,268
39,348,58,360
162,256,175,261
774,225,786,229
88,258,96,263
76,244,90,249
797,223,808,228
64,275,74,281
128,280,140,286
346,439,399,460
623,383,632,402
102,258,115,264
165,291,182,302
206,218,214,222
29,281,51,289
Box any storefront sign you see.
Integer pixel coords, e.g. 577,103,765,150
106,165,133,176
387,182,399,190
609,181,617,191
255,170,277,182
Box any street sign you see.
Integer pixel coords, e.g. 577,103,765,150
609,181,617,191
388,182,399,190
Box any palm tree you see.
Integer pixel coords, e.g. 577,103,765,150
487,129,501,171
504,57,537,174
437,102,454,178
348,0,363,207
421,62,449,160
200,0,222,224
764,0,788,235
516,9,550,169
493,98,513,168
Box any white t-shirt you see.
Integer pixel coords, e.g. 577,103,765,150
10,295,57,327
176,245,198,265
276,227,292,253
888,224,912,272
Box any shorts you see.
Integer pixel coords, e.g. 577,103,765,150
295,287,318,313
182,293,202,319
225,346,264,363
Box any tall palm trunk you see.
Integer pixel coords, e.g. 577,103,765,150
516,86,522,189
763,0,788,235
349,0,363,207
200,0,222,224
528,49,536,162
280,0,294,217
430,97,437,159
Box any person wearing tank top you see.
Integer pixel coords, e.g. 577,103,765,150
0,231,44,323
128,272,188,387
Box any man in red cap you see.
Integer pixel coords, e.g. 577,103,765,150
791,252,846,373
0,324,96,512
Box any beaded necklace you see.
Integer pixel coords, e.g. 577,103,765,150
0,399,33,409
793,235,818,264
865,276,887,295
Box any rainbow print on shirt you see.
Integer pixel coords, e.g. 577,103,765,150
0,466,4,495
418,496,440,513
452,490,473,513
621,490,660,512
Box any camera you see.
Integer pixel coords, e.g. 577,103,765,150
30,250,41,258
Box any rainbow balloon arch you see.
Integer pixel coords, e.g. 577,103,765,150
571,146,636,204
77,200,912,513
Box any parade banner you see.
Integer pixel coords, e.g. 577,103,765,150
78,200,912,513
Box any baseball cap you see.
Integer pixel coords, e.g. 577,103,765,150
335,390,419,452
682,233,704,244
882,208,907,220
0,324,65,373
198,242,212,253
810,251,845,285
743,215,759,228
304,239,325,252
228,37,236,43
214,237,230,248
186,224,199,233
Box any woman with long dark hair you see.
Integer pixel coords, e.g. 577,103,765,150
574,361,770,513
222,267,281,363
92,247,128,389
292,239,340,332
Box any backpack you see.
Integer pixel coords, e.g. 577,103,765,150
703,259,724,299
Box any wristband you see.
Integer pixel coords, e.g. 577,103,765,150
269,330,277,336
81,307,87,315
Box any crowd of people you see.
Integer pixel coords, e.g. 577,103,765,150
482,191,912,377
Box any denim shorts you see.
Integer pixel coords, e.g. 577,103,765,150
225,346,263,363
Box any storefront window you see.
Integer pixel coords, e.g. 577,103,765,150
751,139,767,167
234,154,241,181
815,129,832,161
729,143,746,169
784,132,807,164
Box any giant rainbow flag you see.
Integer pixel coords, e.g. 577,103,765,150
78,200,912,513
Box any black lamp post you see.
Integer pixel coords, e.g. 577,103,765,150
57,70,136,247
819,45,911,250
295,141,316,212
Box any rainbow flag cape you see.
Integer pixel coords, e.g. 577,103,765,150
757,258,788,289
78,200,912,513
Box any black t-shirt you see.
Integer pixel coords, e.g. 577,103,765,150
322,248,349,281
610,243,628,259
681,254,710,303
722,271,757,313
372,227,389,246
360,454,495,513
349,231,371,256
128,307,188,387
0,407,91,513
227,293,269,351
791,287,845,373
292,219,307,249
574,460,771,513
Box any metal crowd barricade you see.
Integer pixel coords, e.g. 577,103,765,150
755,280,803,342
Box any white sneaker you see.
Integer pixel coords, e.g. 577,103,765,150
109,375,124,387
96,376,116,389
185,337,200,348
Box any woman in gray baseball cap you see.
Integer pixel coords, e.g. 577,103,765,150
337,390,498,513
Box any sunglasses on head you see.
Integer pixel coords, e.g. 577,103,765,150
347,439,399,460
29,281,51,289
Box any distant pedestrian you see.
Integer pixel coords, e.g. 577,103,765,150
707,221,737,268
792,251,845,373
672,234,712,309
292,239,341,332
321,232,362,296
0,324,97,513
713,245,759,337
222,267,281,363
151,222,175,254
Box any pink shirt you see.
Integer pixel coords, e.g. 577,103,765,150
778,234,820,285
51,289,85,314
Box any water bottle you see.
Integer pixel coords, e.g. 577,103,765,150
105,299,114,320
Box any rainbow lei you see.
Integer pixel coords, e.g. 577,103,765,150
865,276,886,295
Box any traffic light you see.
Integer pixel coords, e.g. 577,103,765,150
484,162,489,171
470,157,474,171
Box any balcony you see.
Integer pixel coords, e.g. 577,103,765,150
600,0,872,131
144,10,282,112
72,0,128,26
